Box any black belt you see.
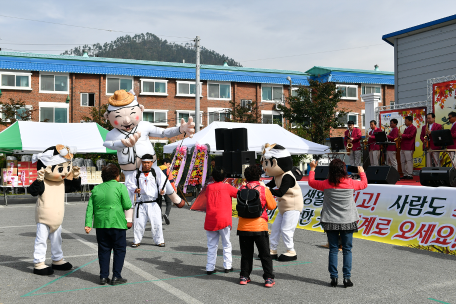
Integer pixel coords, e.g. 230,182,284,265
135,199,159,218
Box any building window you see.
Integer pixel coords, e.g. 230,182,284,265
207,82,231,99
176,110,203,126
390,101,395,107
140,79,168,95
0,105,33,121
176,81,202,97
262,85,283,102
142,110,168,126
0,71,32,90
106,77,133,95
337,85,358,100
362,85,381,94
361,110,365,129
81,93,95,107
346,112,359,127
39,102,68,123
241,99,252,110
40,73,69,94
207,108,230,125
261,111,283,125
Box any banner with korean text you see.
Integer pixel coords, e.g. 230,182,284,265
267,182,456,249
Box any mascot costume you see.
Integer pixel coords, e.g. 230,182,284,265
262,143,303,261
29,145,81,275
103,90,194,223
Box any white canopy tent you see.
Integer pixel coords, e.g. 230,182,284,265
163,122,329,155
0,121,116,154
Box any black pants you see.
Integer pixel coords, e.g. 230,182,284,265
162,194,172,217
239,234,274,280
96,228,127,279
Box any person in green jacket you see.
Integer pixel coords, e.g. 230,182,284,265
85,164,132,286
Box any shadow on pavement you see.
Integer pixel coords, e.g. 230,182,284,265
393,245,456,260
170,245,242,257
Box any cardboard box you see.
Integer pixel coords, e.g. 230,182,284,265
6,160,17,168
29,162,37,169
7,175,18,187
2,168,18,177
18,161,31,169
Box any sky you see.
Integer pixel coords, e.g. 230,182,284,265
0,0,454,73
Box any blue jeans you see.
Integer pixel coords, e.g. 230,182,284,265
326,230,353,279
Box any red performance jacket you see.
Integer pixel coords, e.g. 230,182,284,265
448,123,456,149
344,128,362,151
400,125,417,151
368,127,382,151
387,127,399,152
420,123,442,150
204,182,238,231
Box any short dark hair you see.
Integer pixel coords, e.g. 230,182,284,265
211,167,226,182
405,116,413,122
449,112,456,118
427,113,436,118
163,158,171,164
391,118,398,125
370,120,377,125
102,164,120,182
243,165,262,182
347,120,355,125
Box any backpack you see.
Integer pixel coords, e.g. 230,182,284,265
236,185,265,218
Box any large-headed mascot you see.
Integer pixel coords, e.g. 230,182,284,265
103,90,195,223
29,145,81,275
262,143,303,261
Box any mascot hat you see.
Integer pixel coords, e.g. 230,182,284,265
262,143,291,159
108,89,138,111
32,144,77,167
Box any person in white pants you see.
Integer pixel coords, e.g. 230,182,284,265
269,210,300,260
126,154,174,248
34,224,63,266
203,168,238,274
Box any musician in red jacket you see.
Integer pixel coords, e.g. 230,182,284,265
447,111,456,164
368,120,382,166
204,168,238,275
386,119,399,171
399,116,417,180
344,121,362,173
420,113,443,167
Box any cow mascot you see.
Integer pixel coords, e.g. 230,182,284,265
262,143,303,261
103,90,195,224
30,145,81,275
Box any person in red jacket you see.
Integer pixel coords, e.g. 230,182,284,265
344,121,362,176
368,120,382,166
386,119,399,171
399,116,417,180
420,113,443,167
204,168,238,275
446,112,456,164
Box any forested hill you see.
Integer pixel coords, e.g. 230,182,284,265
61,33,242,66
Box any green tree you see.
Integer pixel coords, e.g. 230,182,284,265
278,79,347,145
81,104,112,130
0,98,36,126
226,100,261,123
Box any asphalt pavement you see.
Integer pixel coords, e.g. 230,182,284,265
0,195,454,304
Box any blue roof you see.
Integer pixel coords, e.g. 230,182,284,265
382,14,456,46
0,51,310,86
306,67,394,85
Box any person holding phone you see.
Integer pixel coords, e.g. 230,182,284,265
308,159,368,288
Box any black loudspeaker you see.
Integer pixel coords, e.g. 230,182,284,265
420,167,456,187
232,128,248,151
231,151,256,175
215,128,227,150
215,156,223,169
223,129,233,152
222,152,232,174
315,166,329,180
365,166,399,184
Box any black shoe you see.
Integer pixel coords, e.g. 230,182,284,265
111,277,127,285
99,277,111,285
343,278,353,288
270,254,278,260
224,268,233,273
33,266,54,276
163,214,170,225
207,270,217,275
52,262,73,271
330,277,338,287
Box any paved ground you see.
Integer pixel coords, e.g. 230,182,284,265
0,195,454,304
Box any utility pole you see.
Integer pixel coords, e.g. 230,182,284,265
195,36,201,132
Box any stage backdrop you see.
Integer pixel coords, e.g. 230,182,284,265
379,107,427,169
192,179,456,249
433,79,456,130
